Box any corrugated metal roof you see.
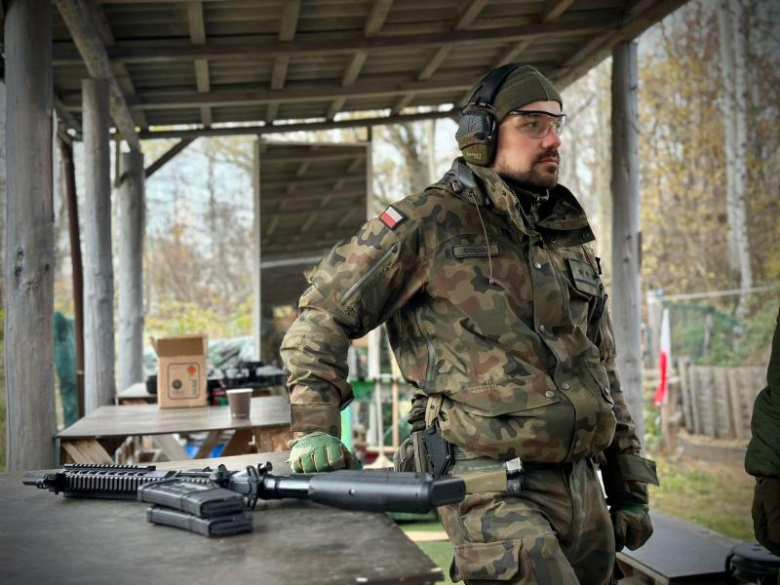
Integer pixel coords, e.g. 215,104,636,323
52,0,688,134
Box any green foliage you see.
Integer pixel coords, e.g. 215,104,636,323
145,298,253,340
666,295,779,366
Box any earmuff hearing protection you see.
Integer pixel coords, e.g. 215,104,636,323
456,64,519,167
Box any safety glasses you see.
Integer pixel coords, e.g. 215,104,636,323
506,109,566,139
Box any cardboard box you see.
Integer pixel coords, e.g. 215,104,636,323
151,334,208,409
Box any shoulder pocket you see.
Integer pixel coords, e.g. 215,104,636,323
339,243,399,307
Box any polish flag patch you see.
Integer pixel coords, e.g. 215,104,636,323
379,206,406,230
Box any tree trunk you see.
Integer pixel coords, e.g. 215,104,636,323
5,0,57,471
82,79,116,411
717,0,753,319
117,150,145,392
611,42,645,448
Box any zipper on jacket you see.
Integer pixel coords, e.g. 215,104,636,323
414,309,436,389
340,244,398,307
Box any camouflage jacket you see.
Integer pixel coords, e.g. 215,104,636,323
281,158,642,464
745,307,780,477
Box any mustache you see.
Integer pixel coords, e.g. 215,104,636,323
535,150,560,163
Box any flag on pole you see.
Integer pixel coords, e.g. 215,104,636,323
654,308,671,406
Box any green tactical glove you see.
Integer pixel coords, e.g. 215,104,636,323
752,477,780,556
611,502,653,551
288,431,360,473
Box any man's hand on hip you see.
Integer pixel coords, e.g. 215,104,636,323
752,476,780,556
288,431,360,473
611,502,653,551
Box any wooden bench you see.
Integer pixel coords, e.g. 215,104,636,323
618,511,741,584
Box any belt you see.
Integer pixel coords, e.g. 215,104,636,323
449,456,594,495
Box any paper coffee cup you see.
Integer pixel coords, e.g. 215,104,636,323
227,388,252,419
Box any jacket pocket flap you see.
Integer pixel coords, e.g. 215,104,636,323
447,381,559,416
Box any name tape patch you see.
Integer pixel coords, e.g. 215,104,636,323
451,244,500,259
379,206,406,230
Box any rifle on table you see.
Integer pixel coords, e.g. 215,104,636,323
24,462,465,537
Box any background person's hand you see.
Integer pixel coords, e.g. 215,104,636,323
288,431,360,473
611,502,654,551
752,476,780,556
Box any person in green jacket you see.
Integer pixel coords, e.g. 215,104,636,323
746,306,780,555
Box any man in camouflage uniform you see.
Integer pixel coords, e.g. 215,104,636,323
281,64,658,584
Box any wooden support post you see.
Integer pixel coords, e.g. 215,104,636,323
610,41,645,446
117,150,145,393
4,0,58,471
54,0,141,151
61,140,86,419
82,78,116,412
252,138,263,360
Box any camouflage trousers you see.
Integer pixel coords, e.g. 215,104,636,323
439,459,615,584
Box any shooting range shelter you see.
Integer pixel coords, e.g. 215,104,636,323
5,0,689,474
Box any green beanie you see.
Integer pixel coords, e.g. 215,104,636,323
491,64,562,122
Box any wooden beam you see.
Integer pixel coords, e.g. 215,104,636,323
54,0,141,150
5,0,57,471
364,0,394,36
61,139,86,419
88,1,148,130
62,19,610,64
394,0,488,114
551,0,689,91
264,201,361,222
327,0,393,120
267,0,300,123
454,0,489,29
82,78,116,412
346,157,364,174
279,0,301,41
135,108,456,139
492,40,532,68
65,77,474,111
54,92,82,137
540,0,576,23
266,215,280,237
342,52,368,87
145,138,195,179
187,2,212,127
295,160,311,178
262,188,365,206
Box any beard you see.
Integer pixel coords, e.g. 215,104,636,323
495,150,560,190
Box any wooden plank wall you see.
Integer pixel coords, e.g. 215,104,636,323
679,360,766,439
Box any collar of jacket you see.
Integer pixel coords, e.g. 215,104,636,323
434,158,594,240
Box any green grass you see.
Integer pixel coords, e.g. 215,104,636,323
399,521,455,585
416,541,456,585
649,449,754,541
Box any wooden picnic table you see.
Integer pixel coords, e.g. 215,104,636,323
57,396,292,464
0,451,444,585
